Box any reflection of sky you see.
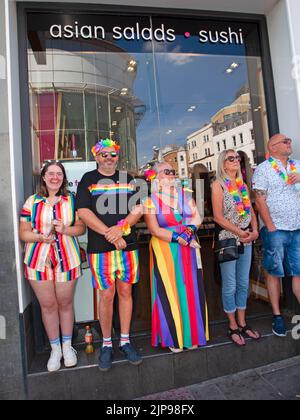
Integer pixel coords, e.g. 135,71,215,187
133,52,249,167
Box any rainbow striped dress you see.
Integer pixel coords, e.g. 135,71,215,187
146,190,209,349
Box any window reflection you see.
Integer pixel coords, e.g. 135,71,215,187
26,12,272,322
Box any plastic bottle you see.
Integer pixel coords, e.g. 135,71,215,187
85,325,94,354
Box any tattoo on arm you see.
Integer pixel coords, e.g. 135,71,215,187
255,189,267,198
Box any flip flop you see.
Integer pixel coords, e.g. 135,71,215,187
228,328,246,347
238,324,261,341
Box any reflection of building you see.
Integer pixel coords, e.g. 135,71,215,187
162,145,189,179
212,93,256,166
186,90,257,173
187,123,215,172
28,38,145,172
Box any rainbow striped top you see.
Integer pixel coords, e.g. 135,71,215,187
20,194,81,272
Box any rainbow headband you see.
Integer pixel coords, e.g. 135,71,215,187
144,168,157,182
91,139,121,157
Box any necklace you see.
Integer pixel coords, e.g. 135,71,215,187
224,178,251,219
159,191,178,200
268,155,297,184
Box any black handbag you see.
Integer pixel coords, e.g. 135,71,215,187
214,238,240,264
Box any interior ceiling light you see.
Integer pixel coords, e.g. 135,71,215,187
226,68,233,74
120,88,128,95
230,62,239,69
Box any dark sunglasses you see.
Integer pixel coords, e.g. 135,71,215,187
99,152,119,158
226,155,241,163
160,169,176,176
273,138,292,146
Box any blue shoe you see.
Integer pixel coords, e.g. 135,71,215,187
272,316,287,337
99,347,114,372
119,343,142,366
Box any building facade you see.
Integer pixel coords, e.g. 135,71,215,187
1,0,300,400
187,123,215,172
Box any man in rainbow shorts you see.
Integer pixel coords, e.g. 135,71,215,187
76,139,142,372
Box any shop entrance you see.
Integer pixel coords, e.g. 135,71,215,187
23,10,277,342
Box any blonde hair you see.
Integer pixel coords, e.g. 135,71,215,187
216,150,243,188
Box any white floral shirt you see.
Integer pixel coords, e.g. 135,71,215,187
252,158,300,231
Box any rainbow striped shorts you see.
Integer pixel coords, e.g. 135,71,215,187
88,250,140,291
24,263,81,283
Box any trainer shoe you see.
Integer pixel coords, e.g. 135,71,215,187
272,315,287,337
63,343,78,368
47,345,62,373
99,347,114,372
119,343,142,366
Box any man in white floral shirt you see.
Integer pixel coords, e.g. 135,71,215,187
253,134,300,337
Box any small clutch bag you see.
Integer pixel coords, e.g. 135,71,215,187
214,238,240,264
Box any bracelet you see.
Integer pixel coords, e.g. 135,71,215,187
179,231,193,245
179,226,195,245
187,225,197,234
172,232,180,243
117,219,131,237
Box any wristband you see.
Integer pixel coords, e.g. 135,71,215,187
179,231,193,245
117,219,131,237
172,232,180,243
187,225,197,234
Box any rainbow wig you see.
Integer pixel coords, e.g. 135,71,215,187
144,168,157,182
91,139,121,157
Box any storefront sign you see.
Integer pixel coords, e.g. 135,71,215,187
50,22,244,44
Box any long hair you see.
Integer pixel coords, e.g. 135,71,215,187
37,161,69,197
216,150,243,188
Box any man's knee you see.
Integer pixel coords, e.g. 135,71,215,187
100,285,116,304
117,282,132,300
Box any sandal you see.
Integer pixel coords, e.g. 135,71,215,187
228,328,246,347
238,324,261,341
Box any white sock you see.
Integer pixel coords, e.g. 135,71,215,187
50,338,61,352
120,333,130,347
103,337,113,348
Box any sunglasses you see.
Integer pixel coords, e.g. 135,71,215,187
226,155,241,163
273,138,292,146
98,152,119,158
160,169,176,176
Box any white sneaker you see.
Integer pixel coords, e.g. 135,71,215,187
47,345,62,373
169,347,183,353
63,343,78,368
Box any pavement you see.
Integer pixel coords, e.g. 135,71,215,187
138,355,300,400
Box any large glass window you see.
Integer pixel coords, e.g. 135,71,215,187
26,11,273,326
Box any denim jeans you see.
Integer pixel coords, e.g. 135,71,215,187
260,228,300,277
219,244,252,314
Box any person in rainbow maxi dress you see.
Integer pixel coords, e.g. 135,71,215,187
143,162,209,353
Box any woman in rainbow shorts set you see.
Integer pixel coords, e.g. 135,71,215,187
20,161,86,372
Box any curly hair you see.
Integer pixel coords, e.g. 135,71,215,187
37,161,69,197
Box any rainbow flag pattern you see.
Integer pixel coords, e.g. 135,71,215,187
88,250,140,290
88,183,135,196
147,192,209,349
20,194,81,273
